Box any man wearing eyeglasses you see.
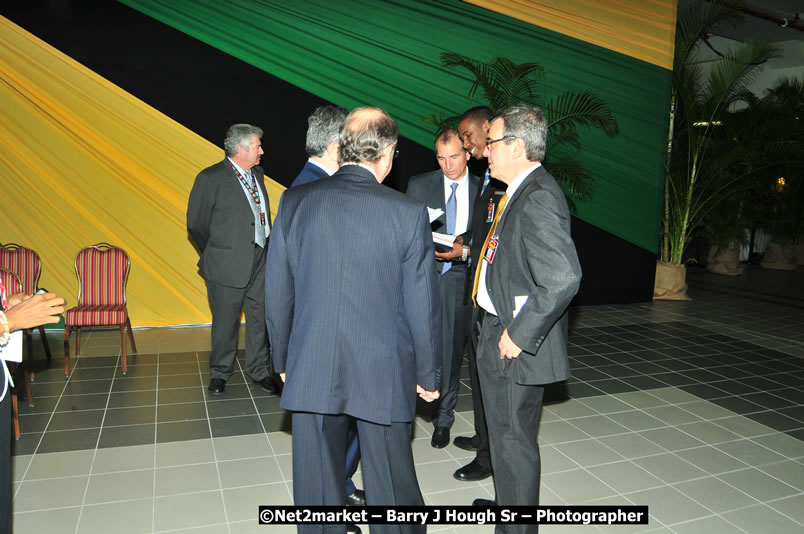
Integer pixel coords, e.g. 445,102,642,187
473,105,581,532
406,129,480,450
266,107,441,532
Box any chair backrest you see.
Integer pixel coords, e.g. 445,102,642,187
0,267,23,297
0,243,42,295
74,243,131,307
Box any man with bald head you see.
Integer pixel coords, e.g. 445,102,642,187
266,107,441,534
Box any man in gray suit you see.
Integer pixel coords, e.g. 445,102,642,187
406,129,479,449
473,105,581,532
266,107,440,534
187,124,277,396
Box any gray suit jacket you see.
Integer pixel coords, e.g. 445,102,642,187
266,164,441,424
486,165,581,385
186,158,271,288
405,170,481,272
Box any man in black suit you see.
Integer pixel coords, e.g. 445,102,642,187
473,105,581,532
291,105,347,187
187,124,277,396
451,106,506,482
406,129,479,449
266,107,440,534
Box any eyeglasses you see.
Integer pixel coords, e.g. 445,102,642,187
486,135,516,147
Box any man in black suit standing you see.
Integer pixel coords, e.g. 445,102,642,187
406,129,479,449
451,106,505,483
266,107,440,534
187,124,277,396
291,105,348,188
473,105,581,532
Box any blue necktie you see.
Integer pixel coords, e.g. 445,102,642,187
443,182,458,274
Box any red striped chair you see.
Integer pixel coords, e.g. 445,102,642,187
0,243,54,377
63,243,137,376
0,267,35,439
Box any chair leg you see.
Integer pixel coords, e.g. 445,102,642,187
126,317,137,354
120,324,128,375
75,326,82,355
11,389,20,440
38,324,53,361
25,329,35,382
63,326,72,377
22,368,35,407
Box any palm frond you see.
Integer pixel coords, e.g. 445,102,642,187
546,91,619,137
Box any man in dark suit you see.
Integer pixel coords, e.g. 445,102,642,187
452,106,506,483
187,124,277,396
406,129,479,449
290,105,365,514
291,105,347,187
473,105,581,532
266,107,441,534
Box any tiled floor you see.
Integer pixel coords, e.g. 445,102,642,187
9,274,804,533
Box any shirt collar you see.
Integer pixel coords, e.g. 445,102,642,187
506,163,541,198
307,157,335,176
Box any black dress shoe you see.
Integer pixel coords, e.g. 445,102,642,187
346,489,366,506
252,376,279,395
472,498,496,506
453,435,478,452
346,524,362,534
453,459,492,481
208,378,225,395
431,427,450,448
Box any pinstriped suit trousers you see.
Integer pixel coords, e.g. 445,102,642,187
292,412,425,534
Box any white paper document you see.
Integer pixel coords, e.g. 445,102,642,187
513,295,528,318
427,207,444,223
0,331,22,363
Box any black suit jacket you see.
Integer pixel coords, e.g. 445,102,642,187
186,158,271,288
485,166,581,385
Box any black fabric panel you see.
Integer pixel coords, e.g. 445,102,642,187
2,0,654,304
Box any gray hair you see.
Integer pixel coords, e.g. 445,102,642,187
435,128,465,151
224,124,263,157
338,107,398,164
305,106,348,157
492,105,547,162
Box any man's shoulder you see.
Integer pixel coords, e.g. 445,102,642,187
408,169,441,186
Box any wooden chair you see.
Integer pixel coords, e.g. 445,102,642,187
63,243,136,376
0,243,53,379
0,268,35,439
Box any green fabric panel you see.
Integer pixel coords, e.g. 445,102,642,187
120,0,670,253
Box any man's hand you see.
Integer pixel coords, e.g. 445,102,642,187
417,385,440,402
7,293,30,309
434,235,464,261
5,292,66,332
498,328,523,360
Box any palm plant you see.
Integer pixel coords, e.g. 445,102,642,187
432,52,619,208
660,0,783,266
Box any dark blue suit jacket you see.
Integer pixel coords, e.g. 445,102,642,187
266,164,442,424
291,160,330,188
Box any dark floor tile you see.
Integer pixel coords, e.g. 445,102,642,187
158,351,199,362
48,409,105,431
680,369,731,383
742,391,798,410
17,396,58,415
571,367,612,381
709,396,765,415
708,365,755,379
587,379,637,395
17,414,52,434
253,395,283,414
625,362,671,375
69,366,116,381
127,353,158,365
596,364,638,379
157,386,205,405
746,411,803,432
204,383,251,400
62,379,112,396
158,362,201,376
98,423,155,448
157,402,208,423
156,420,211,443
27,367,70,383
210,414,263,437
74,356,119,368
104,406,157,427
732,363,779,376
680,383,730,400
604,341,647,352
37,428,100,453
704,334,737,343
778,406,804,423
587,335,621,344
763,373,804,388
158,374,202,389
653,358,699,372
764,360,804,373
785,428,804,441
631,339,673,350
260,412,292,433
652,372,698,387
726,341,764,351
206,399,258,419
568,345,594,357
708,380,760,396
656,347,699,358
57,394,109,413
107,390,156,409
29,381,69,397
115,364,158,378
620,375,668,390
602,352,646,365
738,376,792,391
11,432,42,455
111,376,157,392
572,355,617,367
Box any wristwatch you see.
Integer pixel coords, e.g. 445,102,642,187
461,245,469,262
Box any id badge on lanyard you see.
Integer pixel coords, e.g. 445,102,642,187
486,200,495,223
484,235,499,264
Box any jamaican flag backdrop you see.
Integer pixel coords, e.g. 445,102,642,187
1,1,676,325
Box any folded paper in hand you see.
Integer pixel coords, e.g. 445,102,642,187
432,232,456,253
427,207,444,223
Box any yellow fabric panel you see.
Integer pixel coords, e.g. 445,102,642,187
464,0,677,70
0,17,284,326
